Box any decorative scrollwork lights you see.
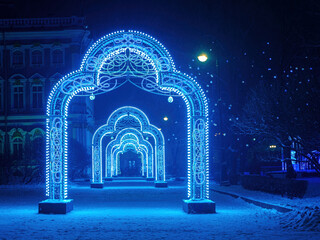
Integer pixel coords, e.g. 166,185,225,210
45,30,209,203
108,134,153,178
92,107,163,183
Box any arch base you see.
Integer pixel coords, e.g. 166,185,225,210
154,181,168,188
91,183,104,189
39,199,74,214
182,199,216,214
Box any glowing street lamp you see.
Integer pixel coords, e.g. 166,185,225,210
163,116,168,121
197,53,208,62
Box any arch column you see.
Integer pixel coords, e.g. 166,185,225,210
144,125,165,183
91,125,113,185
160,71,214,212
47,116,65,200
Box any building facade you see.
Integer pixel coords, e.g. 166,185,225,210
0,17,94,183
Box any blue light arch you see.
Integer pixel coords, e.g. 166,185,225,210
113,143,146,177
92,106,164,183
108,132,153,178
45,30,209,207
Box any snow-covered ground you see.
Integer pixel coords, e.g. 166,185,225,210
212,183,320,233
211,183,320,209
0,184,319,240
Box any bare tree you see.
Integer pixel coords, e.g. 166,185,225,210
232,80,320,176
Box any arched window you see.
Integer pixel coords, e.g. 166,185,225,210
32,84,43,109
13,85,24,110
32,135,45,164
12,81,24,110
12,137,23,158
12,51,23,66
0,78,3,112
31,50,43,65
30,75,44,110
8,128,26,159
0,131,4,155
10,75,26,112
30,128,45,157
52,49,63,65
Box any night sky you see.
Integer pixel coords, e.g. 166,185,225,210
0,0,290,63
2,0,318,98
1,0,320,177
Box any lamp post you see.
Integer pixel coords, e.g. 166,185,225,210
197,52,228,185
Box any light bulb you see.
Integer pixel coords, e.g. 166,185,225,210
89,94,95,100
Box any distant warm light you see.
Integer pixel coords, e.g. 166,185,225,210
269,145,277,149
163,116,168,121
197,54,208,62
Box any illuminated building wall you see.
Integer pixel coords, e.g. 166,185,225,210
0,17,94,183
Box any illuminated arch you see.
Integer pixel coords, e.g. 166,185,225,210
110,138,150,178
113,145,146,177
111,138,151,178
113,143,144,176
92,106,164,184
44,31,210,212
105,129,154,179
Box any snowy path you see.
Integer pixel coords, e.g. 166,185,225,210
0,185,318,240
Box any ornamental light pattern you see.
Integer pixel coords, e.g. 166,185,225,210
92,107,164,183
45,30,209,202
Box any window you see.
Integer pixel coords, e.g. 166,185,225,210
0,81,3,112
10,75,26,111
0,135,4,155
8,129,26,158
31,85,43,109
12,138,23,158
13,85,24,110
32,136,45,162
12,51,23,66
30,75,44,110
52,49,63,64
31,50,43,65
